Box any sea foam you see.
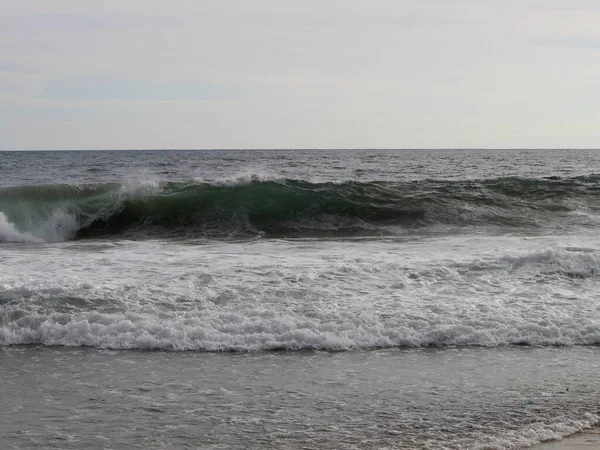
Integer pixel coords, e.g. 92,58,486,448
0,212,42,243
2,237,600,351
1,303,599,351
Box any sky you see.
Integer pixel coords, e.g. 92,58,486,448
2,0,600,150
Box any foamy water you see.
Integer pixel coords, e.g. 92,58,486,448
2,236,600,351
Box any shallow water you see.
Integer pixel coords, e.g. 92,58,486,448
1,346,599,449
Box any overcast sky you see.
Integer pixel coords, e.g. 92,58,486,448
2,1,600,149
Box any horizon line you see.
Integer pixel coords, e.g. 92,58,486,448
2,148,600,152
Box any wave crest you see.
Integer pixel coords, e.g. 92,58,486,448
1,175,600,241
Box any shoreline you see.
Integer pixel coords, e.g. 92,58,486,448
534,427,600,449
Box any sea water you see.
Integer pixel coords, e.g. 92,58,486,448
1,149,600,448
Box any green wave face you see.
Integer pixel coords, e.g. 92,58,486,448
1,176,599,241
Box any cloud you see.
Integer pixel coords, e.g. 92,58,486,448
41,76,247,102
0,13,182,33
2,0,600,149
558,37,600,49
0,60,38,74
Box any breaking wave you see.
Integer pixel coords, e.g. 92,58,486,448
2,304,600,351
2,175,600,242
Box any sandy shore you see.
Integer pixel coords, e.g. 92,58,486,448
534,427,600,449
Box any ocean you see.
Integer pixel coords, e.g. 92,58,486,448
1,149,600,449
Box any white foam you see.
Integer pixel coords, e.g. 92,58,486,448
0,209,81,243
2,237,600,351
1,302,600,351
210,171,283,187
117,177,161,198
38,209,80,242
0,212,42,243
476,413,599,449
